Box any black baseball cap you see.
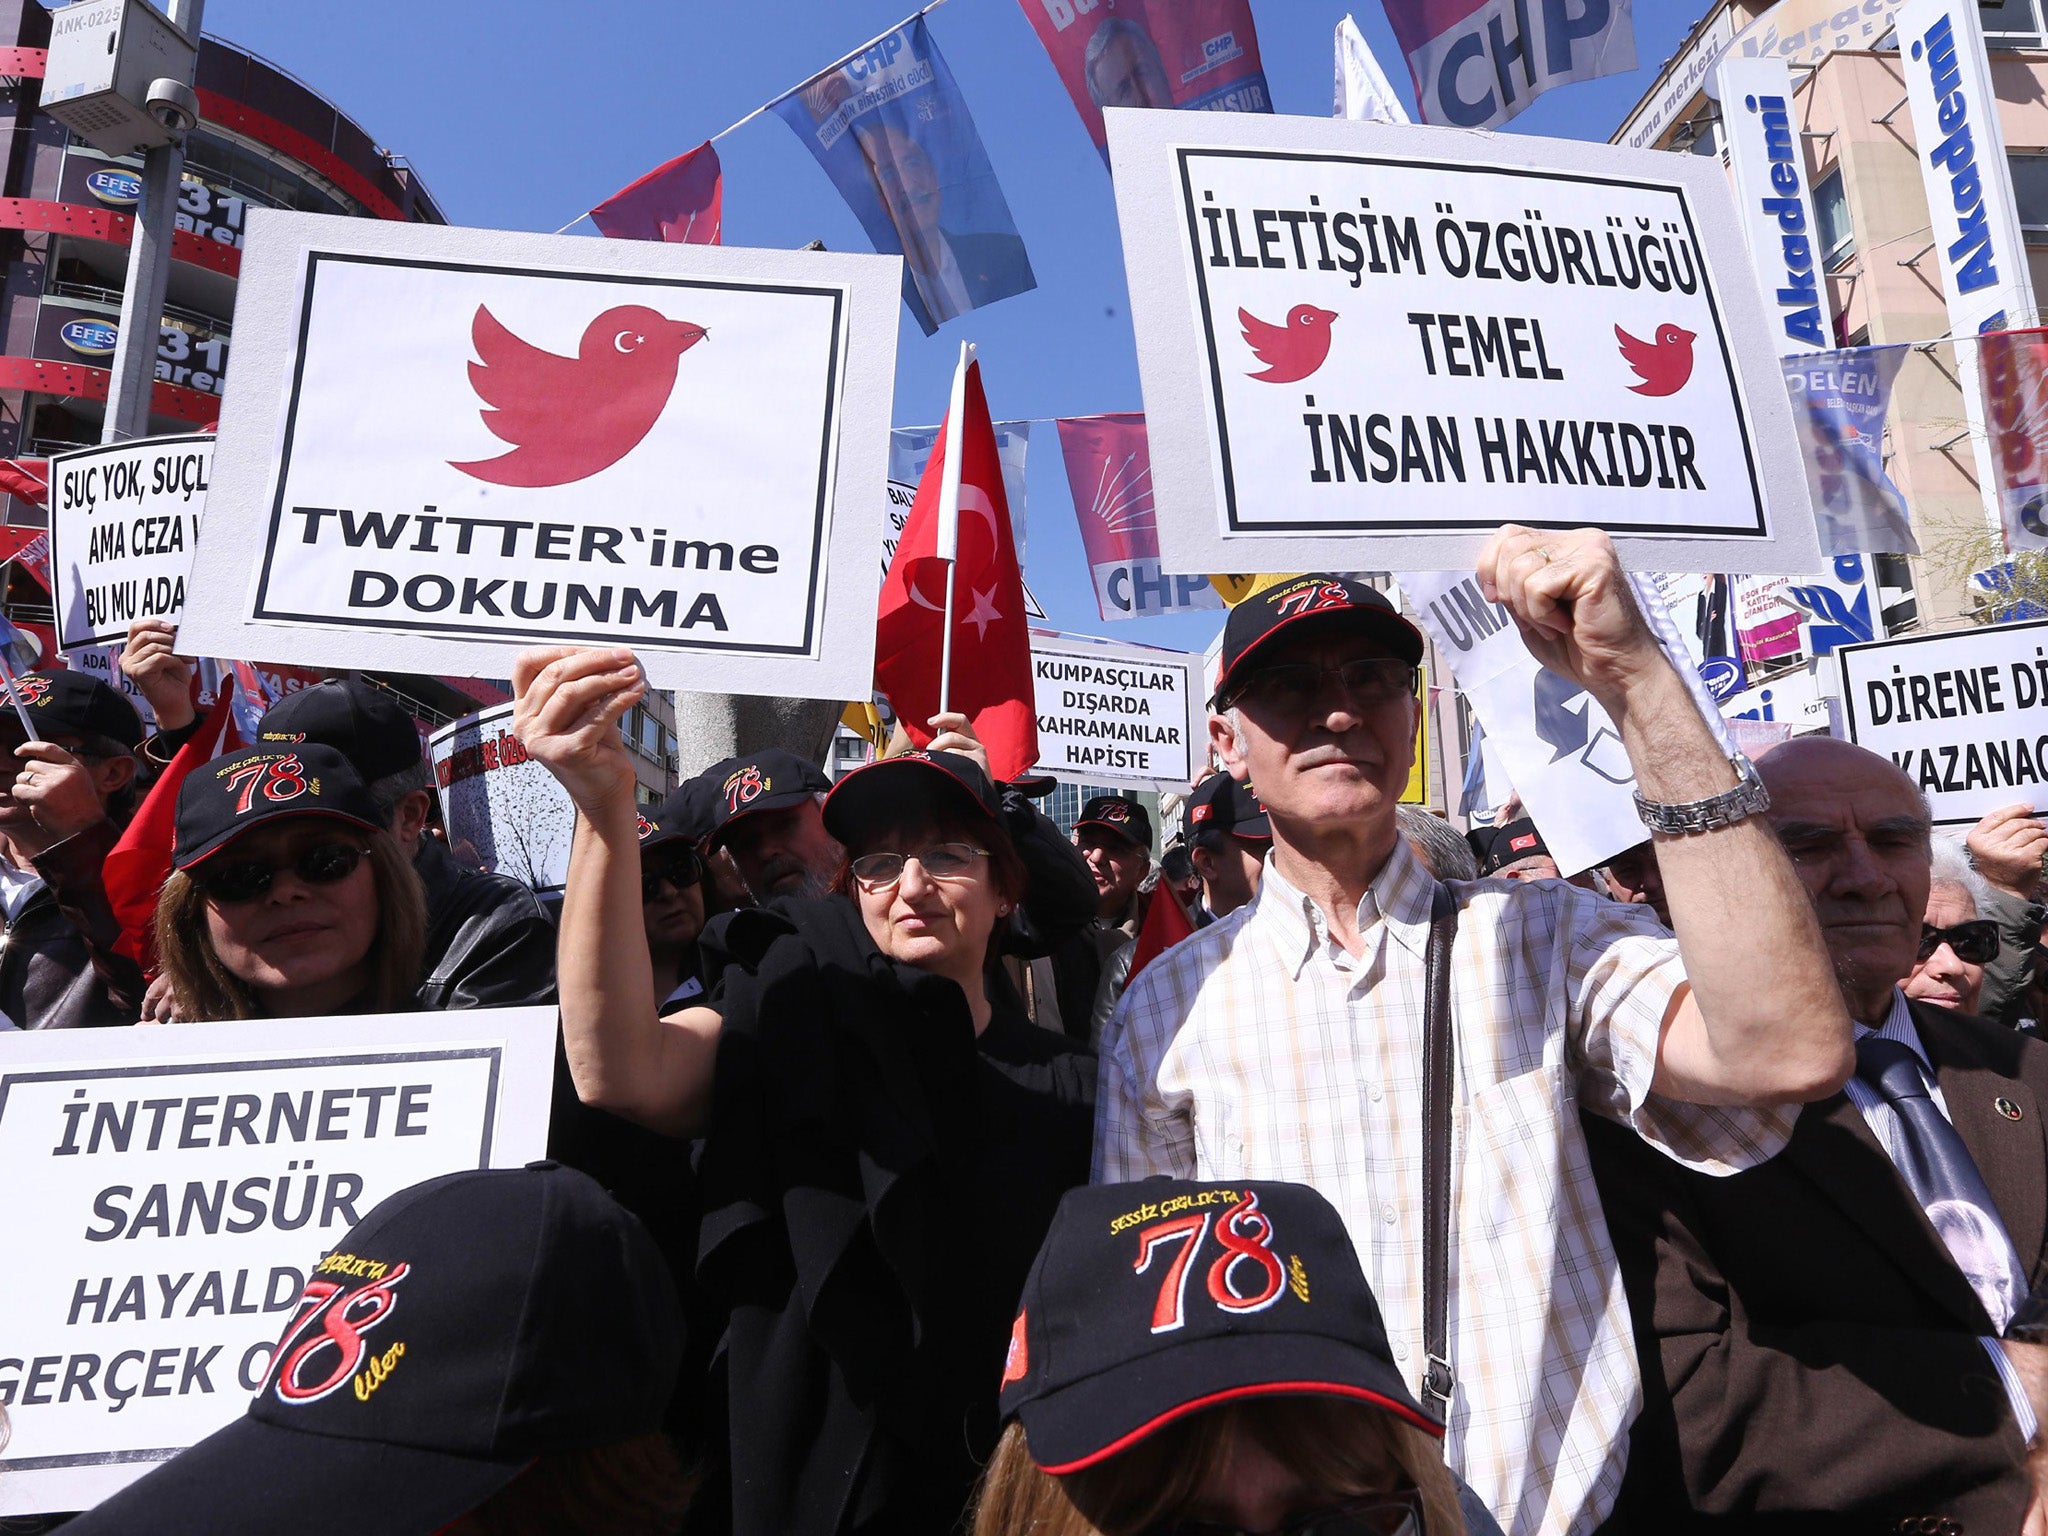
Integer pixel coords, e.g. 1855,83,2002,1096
636,784,701,856
3,669,143,749
258,678,423,783
700,748,830,851
1076,794,1152,852
823,749,1000,844
1184,773,1271,843
173,743,383,870
1472,816,1549,875
1212,575,1424,707
60,1161,683,1536
998,1179,1438,1475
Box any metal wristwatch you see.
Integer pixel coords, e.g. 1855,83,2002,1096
1632,752,1770,836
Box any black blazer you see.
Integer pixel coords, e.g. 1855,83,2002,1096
1590,999,2048,1535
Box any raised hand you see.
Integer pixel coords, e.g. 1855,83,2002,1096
9,740,112,851
1477,525,1661,707
510,646,645,816
925,710,991,777
119,619,196,730
1967,803,2048,900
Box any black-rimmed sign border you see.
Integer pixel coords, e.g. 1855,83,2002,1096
250,251,846,658
45,433,218,654
0,1044,505,1474
1172,146,1769,539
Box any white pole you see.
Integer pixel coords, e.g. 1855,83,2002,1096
935,340,974,716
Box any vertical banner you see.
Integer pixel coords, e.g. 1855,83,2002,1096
427,701,577,892
1898,0,2039,545
1383,0,1636,130
1782,346,1917,555
774,17,1035,335
1981,327,2048,545
886,420,1031,576
1056,413,1222,621
0,1010,556,1515
1017,0,1272,161
1718,57,1830,358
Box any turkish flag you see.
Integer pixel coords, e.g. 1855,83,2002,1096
1128,885,1195,981
104,690,234,969
875,360,1037,780
590,142,723,245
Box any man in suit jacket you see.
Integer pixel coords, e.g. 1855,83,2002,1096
1592,735,2048,1534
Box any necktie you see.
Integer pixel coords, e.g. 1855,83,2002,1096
1856,1035,2027,1329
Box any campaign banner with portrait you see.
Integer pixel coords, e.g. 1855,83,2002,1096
1108,110,1821,577
47,434,213,651
1057,412,1223,621
1018,0,1272,160
0,1009,556,1515
1837,621,2048,825
178,212,901,700
1030,629,1201,789
773,16,1034,336
427,701,576,894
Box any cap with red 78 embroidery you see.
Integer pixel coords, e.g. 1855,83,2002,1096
996,1178,1439,1474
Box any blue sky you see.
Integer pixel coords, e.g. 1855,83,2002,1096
194,0,1711,658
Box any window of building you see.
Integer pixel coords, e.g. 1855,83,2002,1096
2012,155,2048,236
1983,0,2047,44
1813,170,1854,271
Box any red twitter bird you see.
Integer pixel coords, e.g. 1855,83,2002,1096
1615,322,1696,397
450,304,709,488
1240,304,1339,383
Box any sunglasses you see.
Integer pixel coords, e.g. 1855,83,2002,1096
1919,919,2000,966
1223,660,1418,716
641,850,704,900
194,841,366,904
847,841,988,890
1148,1492,1424,1536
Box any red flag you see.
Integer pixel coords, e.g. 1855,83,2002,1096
1127,885,1195,981
876,361,1037,780
104,690,235,968
0,458,48,507
589,142,723,245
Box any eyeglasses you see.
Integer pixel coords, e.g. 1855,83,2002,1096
1919,919,2000,965
1223,660,1418,716
847,841,988,890
1148,1492,1424,1536
194,841,366,904
641,850,704,901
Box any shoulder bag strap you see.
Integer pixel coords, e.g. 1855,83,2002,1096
1421,879,1460,1418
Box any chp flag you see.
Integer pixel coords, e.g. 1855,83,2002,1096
177,213,901,701
0,1009,555,1515
1030,629,1201,791
1106,110,1822,577
1837,620,2048,825
1056,413,1222,621
1383,0,1635,129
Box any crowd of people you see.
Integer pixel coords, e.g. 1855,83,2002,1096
9,526,2048,1535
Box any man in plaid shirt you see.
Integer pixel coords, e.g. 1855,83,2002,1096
1095,527,1854,1536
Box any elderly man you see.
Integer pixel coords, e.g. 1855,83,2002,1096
1906,840,2000,1017
1096,530,1851,1536
1590,735,2048,1533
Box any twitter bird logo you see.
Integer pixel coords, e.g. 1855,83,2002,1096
1615,322,1696,397
450,304,708,488
1240,304,1338,384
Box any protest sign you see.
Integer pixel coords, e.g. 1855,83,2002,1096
428,701,576,892
1837,621,2048,825
1400,568,1730,874
1030,630,1201,790
1107,110,1821,577
1058,413,1224,622
179,212,900,701
46,435,212,652
0,1008,555,1515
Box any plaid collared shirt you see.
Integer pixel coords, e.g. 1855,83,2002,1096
1094,838,1797,1536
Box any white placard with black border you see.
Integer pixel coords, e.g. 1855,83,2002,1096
47,434,213,652
1031,630,1202,791
179,211,902,699
1106,108,1822,577
1836,620,2048,826
0,1007,556,1515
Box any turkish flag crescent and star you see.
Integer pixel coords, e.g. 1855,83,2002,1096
875,360,1037,781
589,141,723,245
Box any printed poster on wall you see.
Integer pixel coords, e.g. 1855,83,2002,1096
1030,629,1201,790
0,1009,556,1515
47,435,212,651
428,701,576,894
179,212,901,700
1107,110,1820,577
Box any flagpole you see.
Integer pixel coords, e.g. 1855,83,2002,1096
935,339,974,717
0,649,37,740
